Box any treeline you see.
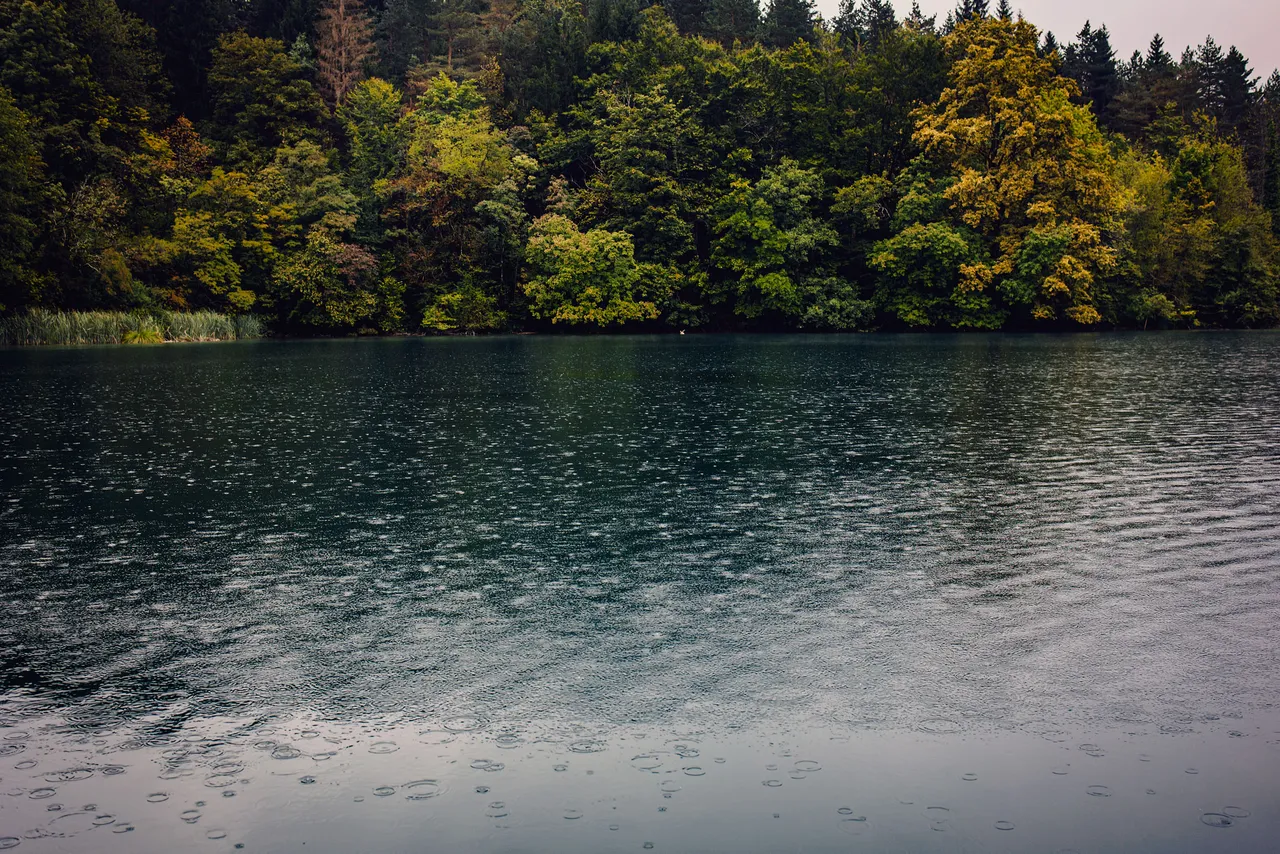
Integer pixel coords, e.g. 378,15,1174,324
2,0,1279,332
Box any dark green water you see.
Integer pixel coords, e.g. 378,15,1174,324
1,334,1278,852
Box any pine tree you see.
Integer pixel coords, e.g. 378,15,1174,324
1145,34,1172,71
1041,31,1058,58
862,0,896,48
1217,45,1256,133
1063,22,1118,124
424,0,488,78
315,0,375,106
832,0,859,42
835,0,895,49
996,0,1012,21
376,0,434,83
954,0,987,22
903,2,935,33
705,0,760,45
664,0,711,34
760,0,814,47
1264,119,1280,236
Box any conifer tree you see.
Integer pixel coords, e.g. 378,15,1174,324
954,0,987,22
760,0,815,47
832,0,859,43
664,0,711,34
706,0,760,45
424,0,488,77
1264,119,1280,236
1145,34,1172,70
996,0,1012,21
862,0,896,48
1217,45,1256,132
903,2,935,33
1041,31,1058,58
315,0,376,106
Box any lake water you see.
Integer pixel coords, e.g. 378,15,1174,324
1,333,1278,853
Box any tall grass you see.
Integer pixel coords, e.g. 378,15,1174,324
0,309,264,346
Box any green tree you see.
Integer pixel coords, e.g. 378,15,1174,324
711,159,868,327
759,0,814,48
207,31,327,168
272,229,403,329
705,0,758,45
0,86,46,311
522,213,657,327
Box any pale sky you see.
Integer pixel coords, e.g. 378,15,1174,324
812,0,1280,79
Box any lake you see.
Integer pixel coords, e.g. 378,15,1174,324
1,333,1278,853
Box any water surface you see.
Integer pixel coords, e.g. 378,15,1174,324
1,334,1278,852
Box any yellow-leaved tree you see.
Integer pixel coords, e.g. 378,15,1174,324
907,16,1122,325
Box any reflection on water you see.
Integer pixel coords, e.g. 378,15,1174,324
1,333,1278,852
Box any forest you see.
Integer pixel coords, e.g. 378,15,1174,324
2,0,1279,334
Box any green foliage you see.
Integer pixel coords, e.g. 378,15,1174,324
0,86,45,312
895,16,1123,327
272,230,402,330
523,214,657,327
1,0,1278,338
207,31,326,168
422,285,507,332
0,308,261,345
712,159,867,327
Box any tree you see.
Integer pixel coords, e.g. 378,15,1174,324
1146,34,1172,71
710,159,866,327
272,229,402,329
1264,118,1280,236
760,0,814,48
522,214,657,327
663,0,710,35
887,15,1123,327
207,32,327,167
0,86,45,311
337,78,409,204
705,0,759,45
422,0,489,78
496,0,590,117
1063,22,1119,125
315,0,376,106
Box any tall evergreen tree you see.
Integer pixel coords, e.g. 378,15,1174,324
996,0,1011,21
1064,22,1119,124
663,0,710,34
376,0,436,83
1145,34,1172,70
1041,31,1058,58
903,1,935,33
1264,118,1280,236
760,0,814,47
315,0,376,105
705,0,759,45
1216,45,1256,133
423,0,489,78
954,0,987,22
834,0,895,49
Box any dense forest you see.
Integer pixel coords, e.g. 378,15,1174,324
2,0,1279,333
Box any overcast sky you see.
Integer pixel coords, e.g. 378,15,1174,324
811,0,1280,79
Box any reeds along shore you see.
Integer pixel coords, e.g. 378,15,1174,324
0,310,264,346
